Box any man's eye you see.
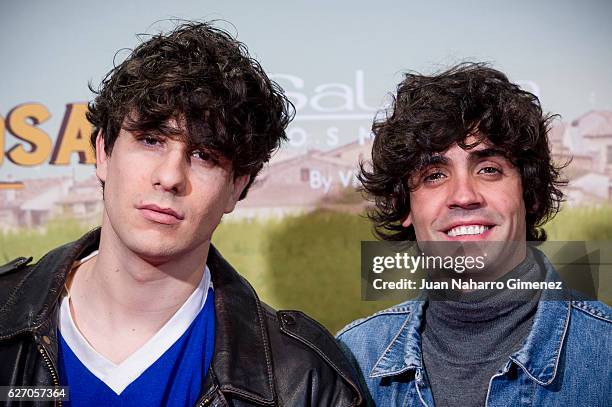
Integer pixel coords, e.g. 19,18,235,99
478,166,502,175
191,149,212,162
423,172,446,183
141,136,161,146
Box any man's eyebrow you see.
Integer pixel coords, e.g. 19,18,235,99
419,154,449,169
468,147,506,161
416,147,506,171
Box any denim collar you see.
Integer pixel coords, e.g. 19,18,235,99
508,252,571,385
369,252,571,385
370,297,426,378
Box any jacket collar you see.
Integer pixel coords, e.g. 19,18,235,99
368,251,571,385
508,251,571,385
0,228,276,405
0,228,99,336
205,243,276,405
369,298,426,378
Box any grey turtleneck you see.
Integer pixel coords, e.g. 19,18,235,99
421,249,543,407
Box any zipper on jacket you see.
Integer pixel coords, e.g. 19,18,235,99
195,386,214,406
37,342,62,407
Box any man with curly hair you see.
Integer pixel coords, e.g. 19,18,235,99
337,63,611,406
0,22,363,406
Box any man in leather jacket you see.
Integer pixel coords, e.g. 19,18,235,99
0,21,363,406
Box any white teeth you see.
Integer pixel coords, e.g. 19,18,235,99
447,224,490,237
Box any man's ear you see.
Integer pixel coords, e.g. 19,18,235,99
224,174,250,214
95,132,108,182
401,213,412,228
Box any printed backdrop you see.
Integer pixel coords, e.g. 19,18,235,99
1,0,611,329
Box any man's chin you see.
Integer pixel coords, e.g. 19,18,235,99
417,235,526,278
127,243,183,265
116,230,189,263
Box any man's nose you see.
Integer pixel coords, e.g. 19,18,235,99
152,149,188,194
446,173,483,210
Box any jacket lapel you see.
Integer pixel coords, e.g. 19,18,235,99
206,244,276,405
0,228,99,337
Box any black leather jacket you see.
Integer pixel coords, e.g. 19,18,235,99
0,229,363,406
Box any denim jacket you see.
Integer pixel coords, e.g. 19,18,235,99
337,254,612,407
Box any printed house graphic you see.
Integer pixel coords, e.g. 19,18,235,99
229,139,373,219
0,176,101,230
549,111,612,205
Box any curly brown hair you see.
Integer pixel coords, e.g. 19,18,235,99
87,21,293,199
360,62,566,241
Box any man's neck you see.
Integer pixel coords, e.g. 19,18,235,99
67,222,210,364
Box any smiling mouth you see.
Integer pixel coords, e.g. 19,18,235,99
446,224,493,237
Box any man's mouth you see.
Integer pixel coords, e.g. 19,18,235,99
445,224,493,237
137,204,184,225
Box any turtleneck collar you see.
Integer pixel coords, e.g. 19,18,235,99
423,247,544,362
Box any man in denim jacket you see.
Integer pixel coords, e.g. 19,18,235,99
337,63,611,406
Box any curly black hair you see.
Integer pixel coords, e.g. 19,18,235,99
87,21,293,199
360,62,566,242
